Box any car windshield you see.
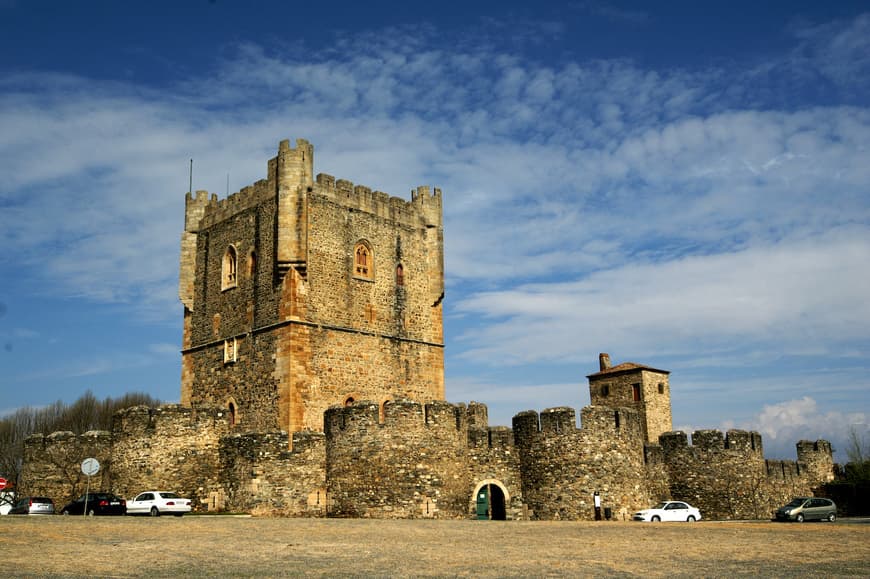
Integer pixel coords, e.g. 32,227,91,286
651,502,668,510
785,498,806,507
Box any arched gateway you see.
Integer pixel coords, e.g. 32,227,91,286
472,479,509,520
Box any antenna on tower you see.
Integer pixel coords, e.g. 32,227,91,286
189,159,193,195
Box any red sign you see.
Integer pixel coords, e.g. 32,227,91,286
0,478,7,490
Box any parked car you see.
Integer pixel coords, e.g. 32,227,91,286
8,496,55,515
126,491,191,517
0,491,16,515
632,501,702,522
775,497,837,522
60,493,126,516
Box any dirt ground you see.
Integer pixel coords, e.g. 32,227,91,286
1,516,868,577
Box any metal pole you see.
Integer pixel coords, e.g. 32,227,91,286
83,474,90,517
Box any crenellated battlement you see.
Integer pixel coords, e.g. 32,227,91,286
513,405,644,442
112,404,231,437
324,399,465,439
182,139,442,234
765,459,803,480
659,428,763,455
796,439,835,483
313,173,442,229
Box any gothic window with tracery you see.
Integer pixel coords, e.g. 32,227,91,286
222,245,238,290
354,241,373,280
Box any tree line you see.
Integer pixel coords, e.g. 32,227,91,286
0,390,162,492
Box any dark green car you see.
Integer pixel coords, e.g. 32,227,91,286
775,497,836,522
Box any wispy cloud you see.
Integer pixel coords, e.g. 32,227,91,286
1,11,867,449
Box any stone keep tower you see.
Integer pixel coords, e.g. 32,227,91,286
179,138,445,436
586,353,672,444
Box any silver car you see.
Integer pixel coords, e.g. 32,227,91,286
9,496,55,515
775,497,836,522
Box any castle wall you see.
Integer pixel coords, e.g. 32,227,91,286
325,400,486,519
465,402,525,520
20,430,114,507
658,429,832,520
219,430,326,516
513,406,651,521
110,405,231,511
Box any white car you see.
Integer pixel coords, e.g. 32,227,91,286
0,492,16,515
632,501,701,522
127,491,192,517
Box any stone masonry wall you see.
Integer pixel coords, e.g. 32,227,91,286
181,139,444,437
513,405,651,521
465,402,525,520
658,429,832,520
326,400,478,519
110,405,231,511
20,430,114,508
220,430,326,516
589,368,672,444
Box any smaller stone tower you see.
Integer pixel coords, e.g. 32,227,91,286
587,353,672,444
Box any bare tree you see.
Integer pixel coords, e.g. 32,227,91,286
0,391,162,492
844,425,869,482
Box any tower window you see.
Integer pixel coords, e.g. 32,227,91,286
396,263,404,286
353,241,374,280
224,338,237,364
632,383,641,402
601,384,610,397
658,382,665,394
222,246,238,290
248,250,257,278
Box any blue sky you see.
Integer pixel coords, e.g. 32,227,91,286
1,1,868,462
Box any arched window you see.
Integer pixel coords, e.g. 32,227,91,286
396,263,404,286
228,402,237,426
353,240,373,280
248,250,257,278
222,245,238,290
344,396,355,407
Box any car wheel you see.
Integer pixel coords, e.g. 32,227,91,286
796,513,804,522
61,510,69,516
687,515,696,522
651,515,660,522
150,506,160,517
827,513,836,522
87,509,95,516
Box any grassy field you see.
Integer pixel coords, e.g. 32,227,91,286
1,516,868,577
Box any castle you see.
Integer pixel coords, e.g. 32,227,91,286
21,138,834,520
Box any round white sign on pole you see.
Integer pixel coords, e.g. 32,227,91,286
81,458,100,476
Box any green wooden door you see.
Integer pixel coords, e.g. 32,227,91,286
476,486,489,519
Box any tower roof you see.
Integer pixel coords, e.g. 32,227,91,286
586,362,670,379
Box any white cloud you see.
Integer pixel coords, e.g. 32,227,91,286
454,226,870,365
735,397,868,462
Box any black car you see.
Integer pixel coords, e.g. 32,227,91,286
60,492,126,516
